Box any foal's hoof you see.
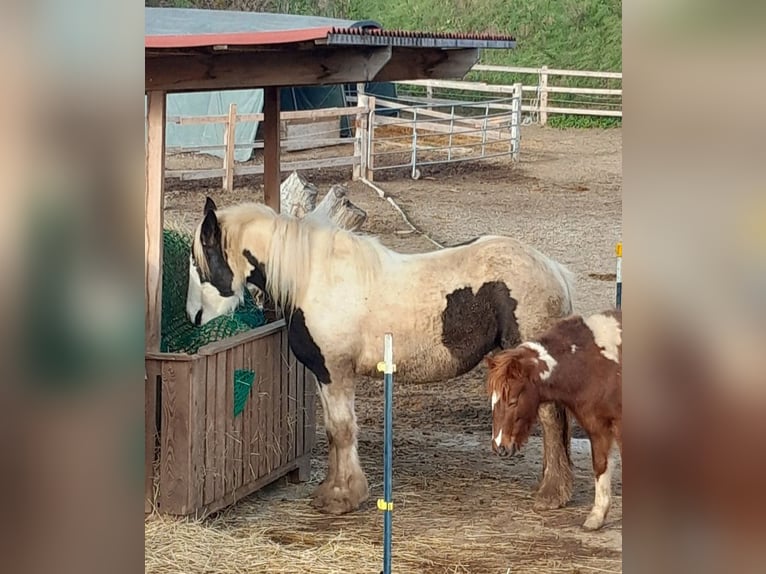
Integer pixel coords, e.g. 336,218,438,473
311,485,368,515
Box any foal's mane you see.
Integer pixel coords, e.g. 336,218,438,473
208,202,386,310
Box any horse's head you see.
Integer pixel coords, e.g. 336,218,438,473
485,348,542,457
186,197,245,325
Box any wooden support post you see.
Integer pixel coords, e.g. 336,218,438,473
354,94,369,181
145,90,166,352
366,96,376,181
539,65,549,126
511,83,522,161
263,87,281,212
222,103,237,192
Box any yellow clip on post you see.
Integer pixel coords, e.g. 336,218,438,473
377,499,394,512
377,361,396,373
615,242,622,257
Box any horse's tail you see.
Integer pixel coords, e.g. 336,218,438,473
551,260,576,316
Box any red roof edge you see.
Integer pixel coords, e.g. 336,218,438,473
145,27,334,49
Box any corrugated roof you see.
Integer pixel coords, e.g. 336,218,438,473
145,7,515,50
145,7,372,37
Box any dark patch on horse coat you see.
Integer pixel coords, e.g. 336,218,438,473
441,281,520,374
243,249,278,322
288,308,331,384
199,209,235,296
243,249,267,291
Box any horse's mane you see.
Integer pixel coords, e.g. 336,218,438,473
214,202,386,311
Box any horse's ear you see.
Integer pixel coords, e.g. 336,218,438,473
200,208,220,247
204,196,217,215
506,355,529,378
485,353,497,370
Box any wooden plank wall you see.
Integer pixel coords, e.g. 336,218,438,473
146,324,317,515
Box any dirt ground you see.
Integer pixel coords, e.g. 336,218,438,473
149,125,622,573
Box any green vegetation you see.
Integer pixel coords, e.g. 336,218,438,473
148,0,622,126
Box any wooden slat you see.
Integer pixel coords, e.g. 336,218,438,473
204,355,217,505
244,340,257,484
295,348,304,458
471,63,622,79
232,343,244,491
145,90,166,352
283,332,291,467
197,320,286,356
159,361,192,513
214,350,227,500
224,348,235,494
254,338,267,478
305,365,317,453
288,331,298,461
167,106,366,126
264,336,274,475
190,360,206,510
144,360,162,513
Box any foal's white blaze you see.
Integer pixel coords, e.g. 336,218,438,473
583,454,614,530
584,314,622,363
494,428,503,447
521,341,557,380
491,390,500,410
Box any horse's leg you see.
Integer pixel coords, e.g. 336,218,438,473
533,402,574,510
583,431,615,531
311,374,369,514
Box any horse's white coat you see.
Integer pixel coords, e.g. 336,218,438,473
189,202,576,383
584,453,614,530
584,313,622,363
494,428,503,447
521,341,558,381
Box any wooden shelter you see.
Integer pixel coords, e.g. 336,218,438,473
144,7,515,516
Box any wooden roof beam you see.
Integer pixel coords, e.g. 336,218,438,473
145,45,392,92
373,47,480,82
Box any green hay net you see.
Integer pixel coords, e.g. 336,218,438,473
160,229,266,355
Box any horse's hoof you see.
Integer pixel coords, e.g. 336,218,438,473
582,515,605,531
533,485,569,510
311,486,363,515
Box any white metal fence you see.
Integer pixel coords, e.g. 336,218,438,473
358,84,522,180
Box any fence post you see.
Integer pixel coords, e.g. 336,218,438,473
222,102,237,192
511,83,521,161
366,96,376,181
426,85,433,110
354,94,369,180
539,65,549,126
410,107,419,179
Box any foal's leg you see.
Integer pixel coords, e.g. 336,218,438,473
534,402,574,510
311,373,369,514
583,431,615,530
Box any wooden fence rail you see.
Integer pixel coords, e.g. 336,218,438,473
398,64,622,125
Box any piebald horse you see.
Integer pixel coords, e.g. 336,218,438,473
187,197,577,514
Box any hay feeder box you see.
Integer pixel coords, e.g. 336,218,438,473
145,322,315,516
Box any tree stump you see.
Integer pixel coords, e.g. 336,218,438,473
307,184,367,231
279,172,367,231
280,171,318,218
